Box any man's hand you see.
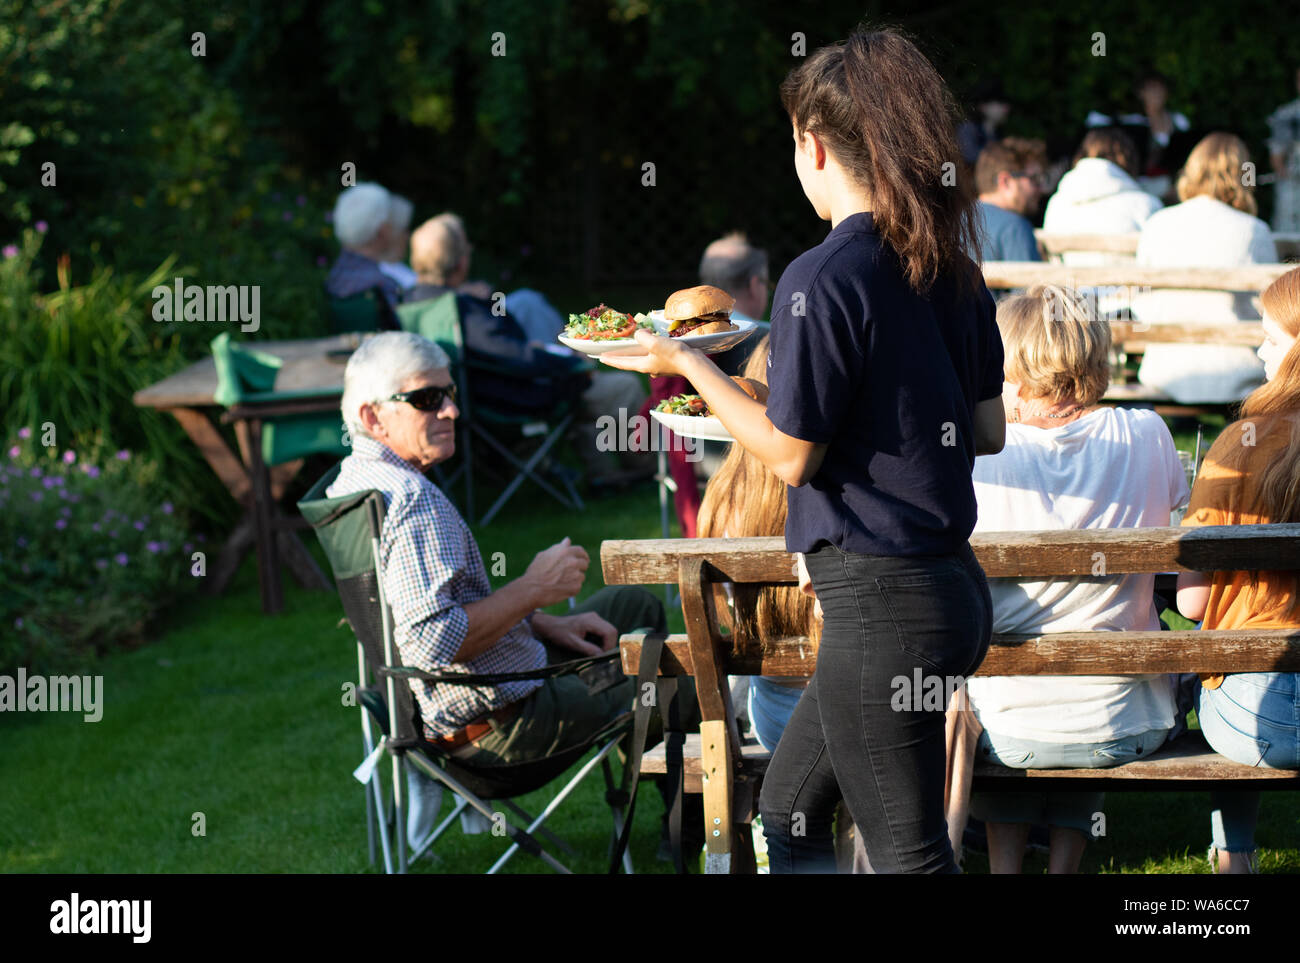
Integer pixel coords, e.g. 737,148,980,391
533,610,618,657
520,537,589,608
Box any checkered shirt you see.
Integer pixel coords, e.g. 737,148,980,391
328,435,544,737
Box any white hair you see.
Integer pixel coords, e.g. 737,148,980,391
333,183,393,248
342,331,451,440
387,194,414,232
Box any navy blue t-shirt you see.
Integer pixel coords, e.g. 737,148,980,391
765,212,1004,556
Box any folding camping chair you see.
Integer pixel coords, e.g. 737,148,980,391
395,293,585,526
298,464,637,874
329,288,398,334
210,332,349,611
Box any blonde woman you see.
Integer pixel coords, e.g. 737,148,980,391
1177,264,1300,873
1133,133,1278,404
966,285,1189,873
696,339,820,752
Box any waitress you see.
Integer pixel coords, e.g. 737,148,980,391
603,27,1006,873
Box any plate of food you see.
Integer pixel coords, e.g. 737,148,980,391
557,304,657,355
649,285,758,353
648,376,768,442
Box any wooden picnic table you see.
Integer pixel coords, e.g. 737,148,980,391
134,334,358,612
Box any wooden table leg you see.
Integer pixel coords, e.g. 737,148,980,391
210,513,256,595
168,407,252,505
236,418,283,614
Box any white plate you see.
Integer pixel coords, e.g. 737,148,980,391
559,315,757,356
650,409,734,442
557,332,650,356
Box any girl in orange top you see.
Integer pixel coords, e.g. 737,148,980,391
1177,264,1300,873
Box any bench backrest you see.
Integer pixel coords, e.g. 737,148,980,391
1035,231,1300,261
603,526,1300,688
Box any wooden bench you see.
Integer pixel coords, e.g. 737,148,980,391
1034,231,1300,261
980,261,1292,418
602,526,1300,872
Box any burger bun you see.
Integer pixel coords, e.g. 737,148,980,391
731,376,769,404
664,285,737,322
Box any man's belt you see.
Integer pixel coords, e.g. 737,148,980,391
428,700,523,751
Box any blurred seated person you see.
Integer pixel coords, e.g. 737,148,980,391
1087,72,1194,202
965,286,1189,873
1132,133,1277,404
696,340,816,752
698,232,771,377
407,214,651,483
378,192,417,291
1044,129,1162,261
973,138,1048,263
326,182,404,325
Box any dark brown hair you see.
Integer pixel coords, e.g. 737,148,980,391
780,27,981,296
697,337,821,655
1073,128,1140,178
974,137,1048,194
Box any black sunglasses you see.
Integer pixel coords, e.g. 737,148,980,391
385,383,457,411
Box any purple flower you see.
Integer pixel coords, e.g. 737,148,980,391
114,552,128,566
116,450,130,461
196,533,207,543
84,465,101,478
133,519,146,531
2,245,17,259
61,450,76,464
94,559,108,571
14,617,22,630
109,529,118,538
296,194,307,206
17,427,31,439
282,210,293,222
42,476,56,489
68,493,81,503
161,501,173,515
16,536,27,548
7,446,18,459
146,540,161,553
91,523,101,533
30,491,42,502
35,220,48,234
59,506,71,517
54,518,67,530
29,466,41,478
183,542,194,552
316,256,327,267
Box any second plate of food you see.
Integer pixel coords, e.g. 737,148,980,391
649,409,734,442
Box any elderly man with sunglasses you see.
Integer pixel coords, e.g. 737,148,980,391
328,331,667,786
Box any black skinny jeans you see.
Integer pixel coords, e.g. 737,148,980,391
758,542,992,873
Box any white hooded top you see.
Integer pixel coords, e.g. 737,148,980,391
1043,157,1163,266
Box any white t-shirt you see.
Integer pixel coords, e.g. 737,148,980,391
965,406,1190,743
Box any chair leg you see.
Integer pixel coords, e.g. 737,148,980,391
486,736,622,874
474,415,578,526
500,799,575,856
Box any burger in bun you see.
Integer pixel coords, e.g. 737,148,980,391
664,284,738,337
731,376,769,404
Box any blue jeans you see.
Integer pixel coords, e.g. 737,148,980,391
1198,672,1300,851
758,542,992,874
970,727,1172,833
749,677,805,753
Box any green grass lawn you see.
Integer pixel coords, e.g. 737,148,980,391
3,419,1298,873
